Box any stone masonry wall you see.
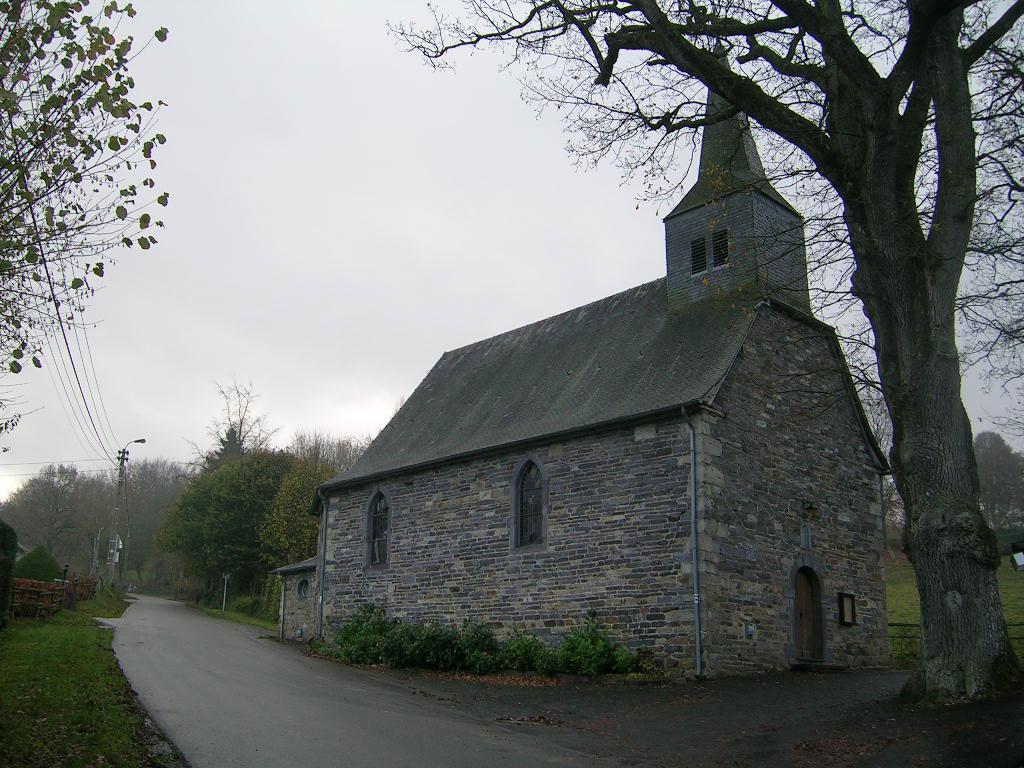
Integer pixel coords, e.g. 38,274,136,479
319,305,889,676
700,305,890,675
279,569,316,642
665,192,809,315
322,420,700,671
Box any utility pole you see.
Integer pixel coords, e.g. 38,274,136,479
90,528,103,577
106,438,145,585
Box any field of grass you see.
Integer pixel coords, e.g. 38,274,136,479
0,594,179,767
197,605,278,632
886,560,1024,667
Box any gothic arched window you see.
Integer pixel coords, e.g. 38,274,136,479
368,492,389,565
516,461,544,547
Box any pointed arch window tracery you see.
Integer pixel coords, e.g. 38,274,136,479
516,461,544,547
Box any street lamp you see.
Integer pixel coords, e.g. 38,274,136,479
107,438,146,585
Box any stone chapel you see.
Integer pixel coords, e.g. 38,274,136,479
281,84,891,675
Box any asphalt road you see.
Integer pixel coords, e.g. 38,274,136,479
111,595,613,768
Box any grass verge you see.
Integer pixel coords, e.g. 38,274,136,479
0,597,181,767
196,605,278,632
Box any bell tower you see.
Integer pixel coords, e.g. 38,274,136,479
664,80,810,315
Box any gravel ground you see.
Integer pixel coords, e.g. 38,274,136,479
376,666,1024,768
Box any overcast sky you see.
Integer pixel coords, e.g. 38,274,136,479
0,0,1013,500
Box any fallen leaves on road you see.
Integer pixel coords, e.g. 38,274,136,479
789,736,903,768
496,715,566,726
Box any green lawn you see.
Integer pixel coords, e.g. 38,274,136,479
0,593,180,767
196,605,278,632
887,559,1024,667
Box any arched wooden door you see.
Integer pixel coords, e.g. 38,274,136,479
795,567,822,660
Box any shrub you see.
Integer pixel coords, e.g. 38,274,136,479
459,619,499,657
172,577,203,602
558,611,616,677
228,596,260,616
612,647,651,674
466,648,501,674
0,518,15,560
0,519,15,630
328,605,646,678
385,621,462,670
0,554,12,631
260,576,281,621
333,603,396,664
500,631,547,672
12,547,62,582
535,646,561,676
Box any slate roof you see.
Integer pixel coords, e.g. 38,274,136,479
665,88,798,218
322,279,758,490
271,556,318,575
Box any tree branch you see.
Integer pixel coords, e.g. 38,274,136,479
963,0,1024,66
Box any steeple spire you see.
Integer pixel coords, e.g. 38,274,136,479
662,59,810,315
666,83,797,218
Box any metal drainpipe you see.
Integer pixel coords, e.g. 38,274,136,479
686,416,704,679
317,493,328,641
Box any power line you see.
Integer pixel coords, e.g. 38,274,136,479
0,458,111,466
80,312,121,450
42,332,106,461
0,466,116,478
67,305,120,454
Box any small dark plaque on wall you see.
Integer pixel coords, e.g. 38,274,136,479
838,592,856,625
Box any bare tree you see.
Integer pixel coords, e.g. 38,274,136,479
199,381,278,471
393,0,1024,699
287,430,371,475
974,431,1024,531
3,464,81,562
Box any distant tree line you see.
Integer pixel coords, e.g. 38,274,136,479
880,429,1024,553
974,432,1024,547
2,383,368,607
0,458,188,581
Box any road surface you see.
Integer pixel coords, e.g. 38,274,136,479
111,595,611,768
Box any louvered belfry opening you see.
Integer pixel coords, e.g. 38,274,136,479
663,60,810,316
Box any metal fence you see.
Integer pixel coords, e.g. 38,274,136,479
889,622,1024,668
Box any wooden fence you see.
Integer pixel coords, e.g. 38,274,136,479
889,622,1024,668
11,576,98,618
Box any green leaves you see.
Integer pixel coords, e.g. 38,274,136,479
0,0,167,388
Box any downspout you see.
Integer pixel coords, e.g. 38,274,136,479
686,414,704,678
316,492,328,641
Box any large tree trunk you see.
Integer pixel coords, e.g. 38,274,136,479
844,15,1021,698
885,318,1018,699
851,213,1021,698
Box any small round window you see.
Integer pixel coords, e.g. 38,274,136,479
297,579,310,599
